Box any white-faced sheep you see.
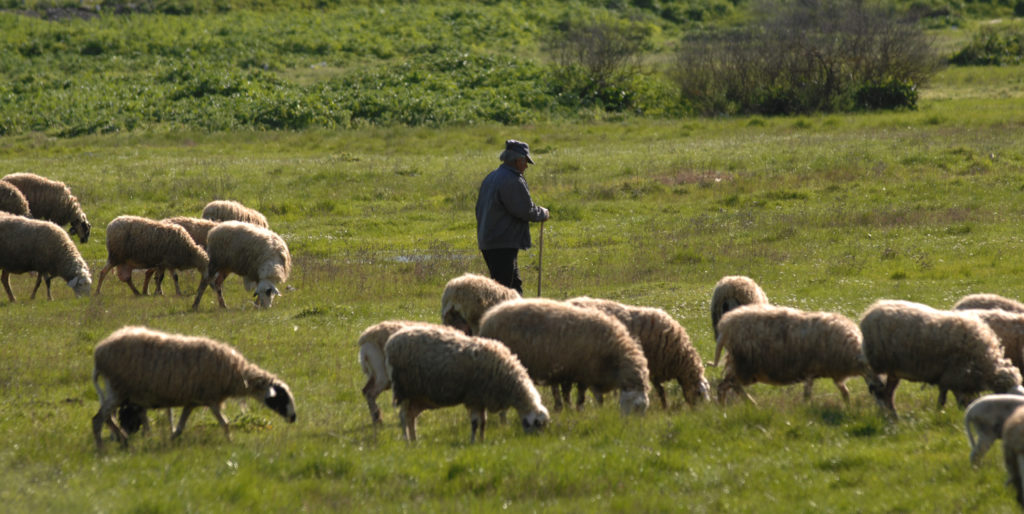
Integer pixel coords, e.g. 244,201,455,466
384,324,549,443
0,213,91,301
191,221,291,310
201,199,269,228
357,320,444,424
1004,406,1024,506
441,272,521,335
478,298,651,415
954,293,1024,314
91,325,296,449
963,394,1024,467
860,299,1024,417
0,181,30,216
710,275,770,366
95,216,209,297
1,172,90,242
567,296,711,409
715,304,883,405
143,216,220,296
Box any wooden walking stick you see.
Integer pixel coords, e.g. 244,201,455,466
537,221,544,297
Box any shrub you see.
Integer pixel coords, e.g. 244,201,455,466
950,25,1024,65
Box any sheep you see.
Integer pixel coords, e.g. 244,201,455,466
859,299,1024,417
142,216,220,296
357,319,443,424
441,272,521,335
567,296,711,409
710,275,770,366
1,172,90,242
0,180,30,216
384,324,549,443
963,394,1024,467
191,221,291,310
954,293,1024,314
714,304,884,405
0,213,91,301
91,325,296,449
478,298,651,415
958,309,1024,376
1004,406,1024,507
95,216,209,297
201,199,269,228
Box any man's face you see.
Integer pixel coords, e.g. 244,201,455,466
512,157,529,173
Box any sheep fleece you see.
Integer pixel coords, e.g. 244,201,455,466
441,273,520,334
0,214,89,285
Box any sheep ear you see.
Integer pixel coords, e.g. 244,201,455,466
67,276,80,288
266,386,277,399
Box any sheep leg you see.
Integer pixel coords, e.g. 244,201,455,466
361,377,383,424
213,271,228,308
937,387,949,409
398,400,421,442
804,379,814,401
881,376,900,416
1,271,15,302
171,271,182,296
209,403,232,441
171,405,195,439
653,382,668,409
575,383,587,411
95,263,114,295
191,275,211,310
971,432,995,467
833,379,851,405
142,269,156,295
29,273,46,300
469,407,486,443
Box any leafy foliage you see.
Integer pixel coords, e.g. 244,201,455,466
951,24,1024,65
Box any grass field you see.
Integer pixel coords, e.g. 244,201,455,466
1,63,1024,512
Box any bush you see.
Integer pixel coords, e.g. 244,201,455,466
950,25,1024,65
854,78,919,111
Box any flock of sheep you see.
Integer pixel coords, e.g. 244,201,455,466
6,172,1024,504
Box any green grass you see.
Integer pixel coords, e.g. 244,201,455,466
3,64,1024,511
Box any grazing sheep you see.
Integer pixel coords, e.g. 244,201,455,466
143,216,220,296
1003,406,1024,506
95,216,209,297
384,324,549,443
954,293,1024,314
0,181,30,216
91,325,296,449
1,172,90,242
715,304,883,405
0,213,91,301
964,394,1024,467
357,320,444,424
441,273,521,335
567,296,711,409
191,221,291,310
860,299,1024,417
959,309,1024,376
710,275,770,366
201,200,269,228
478,298,651,415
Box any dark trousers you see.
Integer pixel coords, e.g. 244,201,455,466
481,248,522,295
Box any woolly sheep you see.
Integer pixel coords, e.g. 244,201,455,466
357,319,443,424
860,299,1024,417
441,272,521,335
954,293,1024,314
963,394,1024,467
91,325,296,449
95,216,209,297
384,324,549,442
0,181,30,216
143,216,220,296
715,304,883,405
959,309,1024,376
478,298,651,415
191,221,291,310
201,199,269,228
567,296,711,409
710,275,770,366
1,172,90,242
0,213,91,301
1004,406,1024,506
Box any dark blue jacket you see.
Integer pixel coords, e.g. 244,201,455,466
476,164,548,250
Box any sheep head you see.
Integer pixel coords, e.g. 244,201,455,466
262,381,297,423
253,279,282,308
619,388,649,415
520,405,549,434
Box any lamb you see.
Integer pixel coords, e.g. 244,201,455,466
478,298,651,415
710,275,770,366
441,273,521,335
567,296,711,409
1,172,90,242
384,324,549,442
91,325,296,449
715,304,884,405
143,216,220,296
859,299,1024,417
0,180,30,216
95,216,209,297
357,320,443,424
1004,406,1024,507
191,221,291,310
0,213,92,301
963,394,1024,467
201,199,269,228
953,293,1024,314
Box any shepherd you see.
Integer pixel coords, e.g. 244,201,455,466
475,139,550,295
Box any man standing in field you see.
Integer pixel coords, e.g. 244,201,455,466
476,139,550,295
